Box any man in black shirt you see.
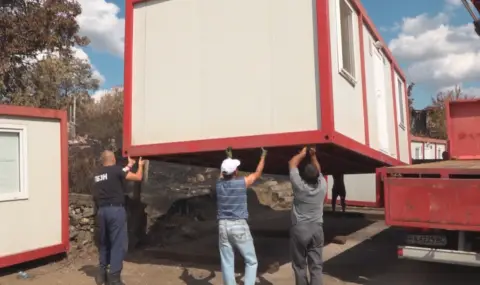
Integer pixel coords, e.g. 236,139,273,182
94,150,145,285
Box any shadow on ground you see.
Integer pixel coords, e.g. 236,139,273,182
123,189,377,284
323,227,480,285
0,254,66,279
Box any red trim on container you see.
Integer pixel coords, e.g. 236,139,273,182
0,105,69,268
123,0,134,153
0,244,66,269
317,0,334,136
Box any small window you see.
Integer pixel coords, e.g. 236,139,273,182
338,0,356,82
397,78,405,127
0,125,28,202
414,147,420,159
437,148,442,159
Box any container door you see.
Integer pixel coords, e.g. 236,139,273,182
424,143,434,159
373,50,389,153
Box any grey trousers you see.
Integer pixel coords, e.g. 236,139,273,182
290,222,324,285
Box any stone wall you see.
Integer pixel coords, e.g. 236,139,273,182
68,176,294,251
69,194,96,250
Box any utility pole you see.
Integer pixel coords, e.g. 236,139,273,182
69,96,76,139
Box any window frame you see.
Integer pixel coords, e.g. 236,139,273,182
414,147,420,159
0,124,28,202
396,75,406,129
336,0,357,86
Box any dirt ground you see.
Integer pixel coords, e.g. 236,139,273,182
3,211,480,285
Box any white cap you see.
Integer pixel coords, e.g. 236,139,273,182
220,158,241,175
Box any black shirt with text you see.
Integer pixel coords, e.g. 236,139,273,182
93,165,127,206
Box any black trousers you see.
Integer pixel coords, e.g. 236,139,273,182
290,222,324,285
97,206,128,275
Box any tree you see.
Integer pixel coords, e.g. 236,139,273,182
76,89,124,145
407,82,415,110
428,86,472,139
10,57,99,109
0,0,88,103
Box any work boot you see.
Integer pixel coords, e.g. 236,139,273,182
95,267,108,285
107,272,125,285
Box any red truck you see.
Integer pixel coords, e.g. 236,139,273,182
379,99,480,266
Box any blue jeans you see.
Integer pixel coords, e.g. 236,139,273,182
97,206,128,274
218,219,258,285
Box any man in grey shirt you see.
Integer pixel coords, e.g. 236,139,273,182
288,146,327,285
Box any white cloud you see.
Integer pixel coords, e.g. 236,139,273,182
72,47,106,85
445,0,463,8
76,0,125,57
32,47,105,85
388,8,480,89
439,84,480,97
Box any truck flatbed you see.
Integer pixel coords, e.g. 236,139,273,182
385,160,480,176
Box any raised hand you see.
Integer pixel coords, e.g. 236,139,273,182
225,147,233,158
261,147,268,158
128,156,136,167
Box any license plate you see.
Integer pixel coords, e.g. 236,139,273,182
406,234,447,247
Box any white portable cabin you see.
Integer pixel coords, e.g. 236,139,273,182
0,106,69,268
411,136,447,160
325,173,381,207
124,0,410,174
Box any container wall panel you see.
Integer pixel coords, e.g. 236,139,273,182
329,0,365,144
131,0,321,145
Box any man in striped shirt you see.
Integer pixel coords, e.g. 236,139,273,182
216,147,267,285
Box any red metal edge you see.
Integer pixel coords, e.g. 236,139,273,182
126,130,326,157
0,105,69,268
317,0,334,136
376,167,386,207
123,0,134,155
446,100,453,156
377,167,390,222
333,132,404,166
0,244,66,269
358,16,370,147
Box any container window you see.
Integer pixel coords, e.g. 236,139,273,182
397,78,405,127
338,0,356,83
0,124,28,202
414,147,420,159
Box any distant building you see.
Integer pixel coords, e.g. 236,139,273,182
410,106,442,138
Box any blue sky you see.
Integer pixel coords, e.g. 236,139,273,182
82,0,479,109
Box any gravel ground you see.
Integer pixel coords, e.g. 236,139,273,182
1,217,480,285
